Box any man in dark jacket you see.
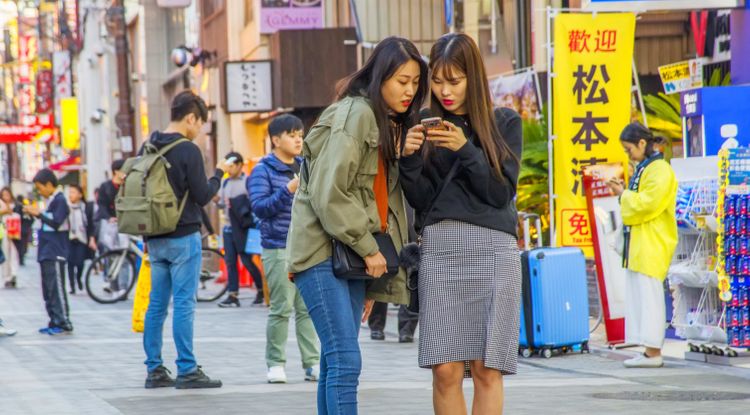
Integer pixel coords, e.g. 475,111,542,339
215,152,264,308
141,90,223,390
249,114,319,384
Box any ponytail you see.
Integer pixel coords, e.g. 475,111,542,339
620,122,665,157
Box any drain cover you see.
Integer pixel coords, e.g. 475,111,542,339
591,391,750,402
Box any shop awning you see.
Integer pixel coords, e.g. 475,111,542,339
49,156,81,172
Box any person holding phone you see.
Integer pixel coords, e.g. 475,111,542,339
286,37,428,414
399,33,523,415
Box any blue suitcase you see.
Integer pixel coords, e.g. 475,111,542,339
519,247,590,358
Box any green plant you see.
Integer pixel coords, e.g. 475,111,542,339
517,111,550,241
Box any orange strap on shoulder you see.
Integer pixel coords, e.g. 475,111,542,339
373,152,389,233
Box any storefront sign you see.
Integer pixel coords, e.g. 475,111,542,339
260,0,323,34
36,69,53,114
553,13,635,256
224,61,274,113
53,51,72,125
0,125,43,143
60,98,80,150
658,58,704,94
585,0,744,11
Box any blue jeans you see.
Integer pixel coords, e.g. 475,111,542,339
223,226,263,294
294,259,366,415
143,232,202,376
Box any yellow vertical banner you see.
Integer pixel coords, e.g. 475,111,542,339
553,13,635,257
60,97,80,150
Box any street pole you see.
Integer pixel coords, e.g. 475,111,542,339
108,0,135,157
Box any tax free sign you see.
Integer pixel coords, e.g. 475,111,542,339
583,0,744,11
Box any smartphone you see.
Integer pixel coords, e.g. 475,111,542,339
421,117,447,131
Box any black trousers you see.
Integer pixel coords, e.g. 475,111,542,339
40,259,72,330
67,240,88,292
368,301,419,337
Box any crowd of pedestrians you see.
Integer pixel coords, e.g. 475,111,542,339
0,32,681,415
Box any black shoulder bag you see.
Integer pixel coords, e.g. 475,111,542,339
403,159,461,313
301,158,400,280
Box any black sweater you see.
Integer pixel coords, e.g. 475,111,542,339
142,132,224,239
399,108,523,237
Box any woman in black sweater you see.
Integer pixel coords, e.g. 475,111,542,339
399,33,523,415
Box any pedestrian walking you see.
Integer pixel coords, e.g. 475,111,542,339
14,195,34,266
287,36,427,414
214,151,265,308
399,33,523,415
0,187,20,288
95,159,126,252
23,169,73,336
248,114,320,384
606,122,678,369
141,90,223,390
66,184,96,295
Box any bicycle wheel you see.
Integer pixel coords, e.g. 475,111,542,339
197,248,228,302
85,250,137,304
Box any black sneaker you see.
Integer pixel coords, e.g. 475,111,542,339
175,367,222,389
145,366,176,389
218,295,240,308
252,291,264,306
371,330,385,341
399,334,414,343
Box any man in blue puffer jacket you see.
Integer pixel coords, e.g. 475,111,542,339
249,114,319,384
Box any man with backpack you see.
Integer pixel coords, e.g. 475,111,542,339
215,152,265,308
122,90,224,389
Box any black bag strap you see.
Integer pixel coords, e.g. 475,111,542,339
418,159,461,238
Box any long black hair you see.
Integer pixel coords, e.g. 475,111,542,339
336,37,429,165
428,33,514,179
620,122,666,157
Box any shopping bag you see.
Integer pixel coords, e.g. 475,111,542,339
4,214,21,240
244,228,263,255
131,254,151,333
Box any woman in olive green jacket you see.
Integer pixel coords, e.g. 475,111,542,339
286,37,428,414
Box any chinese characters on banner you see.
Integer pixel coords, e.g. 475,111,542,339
553,13,635,256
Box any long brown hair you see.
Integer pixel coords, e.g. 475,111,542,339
335,37,429,166
428,33,514,179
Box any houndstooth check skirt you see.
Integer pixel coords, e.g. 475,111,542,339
418,220,522,376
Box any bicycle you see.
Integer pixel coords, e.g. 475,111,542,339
84,234,228,304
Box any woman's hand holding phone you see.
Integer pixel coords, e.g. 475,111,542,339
402,124,426,157
426,120,468,152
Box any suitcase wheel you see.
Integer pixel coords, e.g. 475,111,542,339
541,349,552,359
711,345,724,356
727,348,739,358
688,343,700,353
521,348,532,358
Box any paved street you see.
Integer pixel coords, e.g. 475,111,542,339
2,258,750,415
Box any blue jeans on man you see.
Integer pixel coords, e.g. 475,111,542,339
143,232,202,376
294,259,366,415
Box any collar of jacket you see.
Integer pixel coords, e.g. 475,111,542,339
262,153,303,173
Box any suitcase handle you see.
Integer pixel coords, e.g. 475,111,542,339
521,213,543,250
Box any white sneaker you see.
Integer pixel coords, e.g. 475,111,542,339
623,354,663,368
267,366,287,384
0,324,17,337
304,365,320,382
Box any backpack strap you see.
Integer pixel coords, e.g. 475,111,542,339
153,137,191,216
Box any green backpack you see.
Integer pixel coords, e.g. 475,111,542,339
116,138,190,236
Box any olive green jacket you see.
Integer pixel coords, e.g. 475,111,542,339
286,96,410,305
